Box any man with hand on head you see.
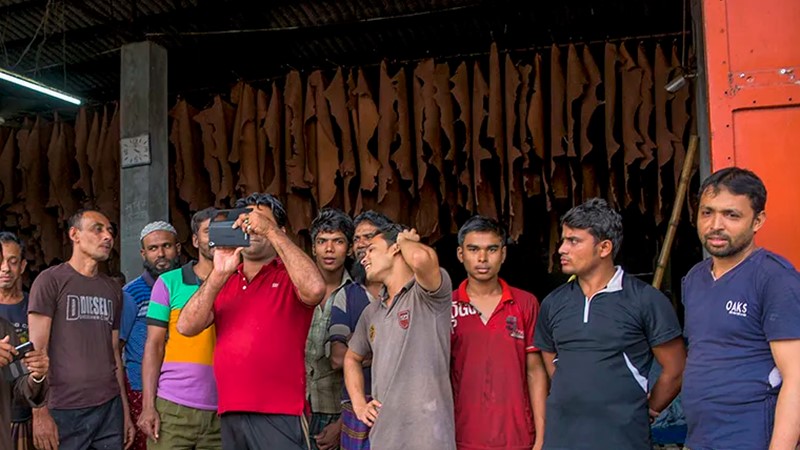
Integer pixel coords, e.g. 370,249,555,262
178,194,325,450
534,199,685,450
29,209,135,450
328,210,392,450
137,208,221,449
121,221,182,450
344,224,455,450
450,216,547,450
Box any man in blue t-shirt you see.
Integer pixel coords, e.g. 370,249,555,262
0,232,33,449
682,167,800,450
121,221,181,450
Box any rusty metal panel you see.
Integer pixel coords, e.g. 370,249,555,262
703,0,800,266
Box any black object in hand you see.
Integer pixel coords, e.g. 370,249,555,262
209,208,252,248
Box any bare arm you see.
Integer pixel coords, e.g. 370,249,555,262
141,326,167,410
138,325,167,441
177,247,242,337
527,352,548,449
541,350,557,379
233,209,325,306
344,349,367,409
649,337,686,414
396,230,442,292
264,226,326,306
177,271,225,336
768,339,800,450
331,341,348,371
113,329,135,449
28,314,52,416
29,313,59,450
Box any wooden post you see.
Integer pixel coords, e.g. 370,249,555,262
652,135,699,290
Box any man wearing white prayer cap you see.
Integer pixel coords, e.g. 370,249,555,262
121,221,182,450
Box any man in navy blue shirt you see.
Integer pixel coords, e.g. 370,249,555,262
534,198,685,450
682,167,800,450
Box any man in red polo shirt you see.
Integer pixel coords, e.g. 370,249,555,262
177,193,326,450
451,216,548,450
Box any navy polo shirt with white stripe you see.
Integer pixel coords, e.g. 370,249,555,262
534,267,682,450
682,249,800,450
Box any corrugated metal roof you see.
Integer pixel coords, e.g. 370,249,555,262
0,0,686,104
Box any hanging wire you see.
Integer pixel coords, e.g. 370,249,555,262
33,0,55,77
1,12,9,67
12,0,54,69
681,0,687,68
61,0,67,89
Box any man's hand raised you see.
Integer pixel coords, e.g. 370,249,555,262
212,247,243,277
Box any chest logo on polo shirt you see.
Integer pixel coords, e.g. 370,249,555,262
451,302,480,330
506,315,524,340
398,310,410,329
369,324,376,342
725,300,748,318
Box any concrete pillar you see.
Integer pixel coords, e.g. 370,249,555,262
119,41,169,282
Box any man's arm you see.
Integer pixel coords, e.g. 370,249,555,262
396,229,441,292
344,349,381,426
113,329,135,449
177,247,242,336
263,226,326,306
648,337,686,415
233,209,325,306
330,341,348,371
527,352,548,450
540,351,556,379
138,325,167,441
768,339,800,450
29,311,59,450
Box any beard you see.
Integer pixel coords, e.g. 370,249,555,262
702,232,753,258
198,245,214,262
144,256,181,277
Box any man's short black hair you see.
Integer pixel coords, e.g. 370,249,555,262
699,167,767,214
354,210,392,229
0,232,24,256
311,208,355,245
234,193,288,228
67,208,105,230
191,207,218,235
375,223,409,246
457,216,507,246
561,198,624,258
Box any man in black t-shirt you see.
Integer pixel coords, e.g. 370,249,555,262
534,199,686,450
0,232,32,449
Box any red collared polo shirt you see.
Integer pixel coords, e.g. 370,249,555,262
213,258,313,415
450,278,540,450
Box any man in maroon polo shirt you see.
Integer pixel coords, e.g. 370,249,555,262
177,193,326,450
451,216,548,450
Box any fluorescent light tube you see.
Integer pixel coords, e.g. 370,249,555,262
0,68,81,105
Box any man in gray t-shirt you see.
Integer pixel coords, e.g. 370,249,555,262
345,224,455,450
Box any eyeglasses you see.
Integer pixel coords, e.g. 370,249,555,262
353,231,379,243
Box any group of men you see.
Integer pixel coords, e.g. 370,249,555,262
0,166,795,450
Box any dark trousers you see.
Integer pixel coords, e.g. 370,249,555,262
51,395,124,450
221,413,309,450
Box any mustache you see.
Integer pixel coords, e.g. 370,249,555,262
703,232,730,241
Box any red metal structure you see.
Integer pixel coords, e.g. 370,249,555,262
702,0,800,266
